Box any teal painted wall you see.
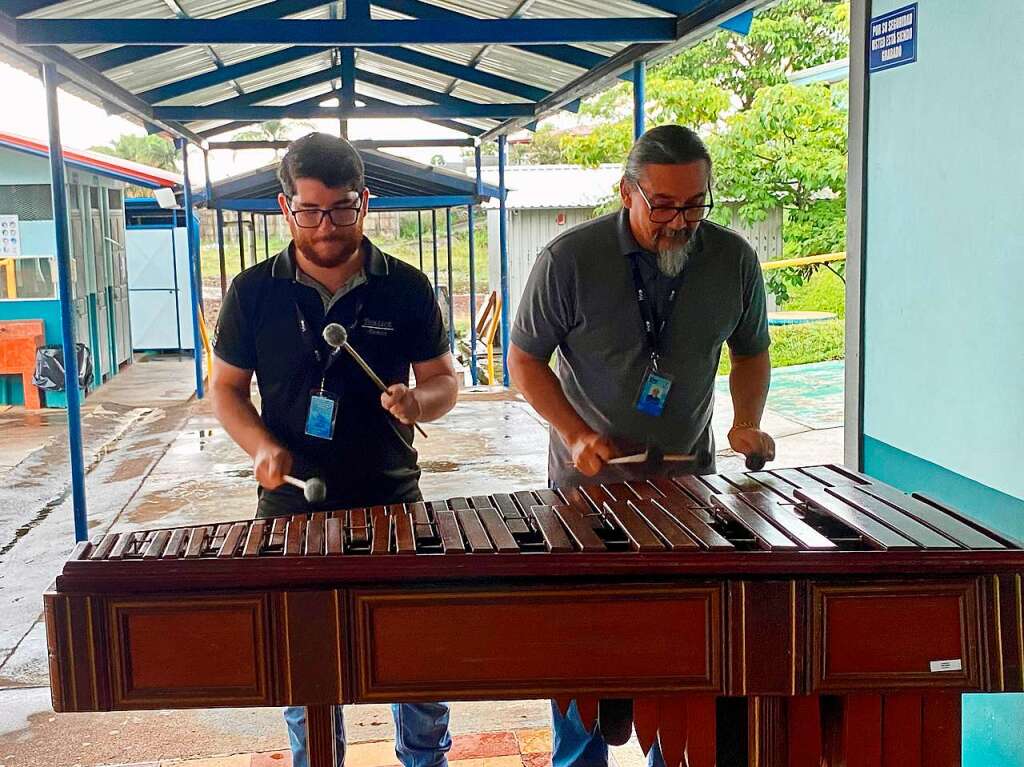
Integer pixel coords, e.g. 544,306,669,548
861,2,1024,761
0,299,67,407
0,148,52,184
862,0,1024,521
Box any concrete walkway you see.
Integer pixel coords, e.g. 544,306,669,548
0,356,842,767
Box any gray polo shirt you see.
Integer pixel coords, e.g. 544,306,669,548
511,209,770,488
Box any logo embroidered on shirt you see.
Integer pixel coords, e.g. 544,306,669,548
362,319,395,335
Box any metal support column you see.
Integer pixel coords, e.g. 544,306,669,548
263,214,270,261
445,207,455,354
467,203,478,385
237,212,245,272
431,209,439,295
417,210,424,272
176,138,206,400
497,134,510,386
42,63,88,542
633,59,646,140
215,208,227,297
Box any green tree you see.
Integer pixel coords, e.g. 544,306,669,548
711,82,848,301
90,134,179,171
562,74,731,167
233,120,314,158
660,0,849,109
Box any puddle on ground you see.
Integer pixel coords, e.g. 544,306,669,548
419,460,459,473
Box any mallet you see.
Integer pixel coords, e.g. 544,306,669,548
322,323,428,439
607,447,713,466
284,475,327,504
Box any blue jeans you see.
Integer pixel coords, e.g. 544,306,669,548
551,700,665,767
285,703,452,767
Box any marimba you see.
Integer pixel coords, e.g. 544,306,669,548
45,464,1024,767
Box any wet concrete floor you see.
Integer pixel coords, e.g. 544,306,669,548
0,355,841,766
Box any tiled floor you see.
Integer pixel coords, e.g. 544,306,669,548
156,728,554,767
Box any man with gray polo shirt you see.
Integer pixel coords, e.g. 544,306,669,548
508,124,775,767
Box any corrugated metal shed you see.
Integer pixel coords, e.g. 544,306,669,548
481,163,623,209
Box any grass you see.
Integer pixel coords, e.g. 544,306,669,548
780,268,846,318
200,226,489,296
718,319,846,375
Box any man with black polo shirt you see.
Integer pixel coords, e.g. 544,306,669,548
211,132,458,767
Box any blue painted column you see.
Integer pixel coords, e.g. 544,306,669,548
42,63,88,543
467,203,478,386
176,138,205,400
417,210,424,272
633,59,646,140
215,208,227,297
445,207,455,354
497,134,510,386
431,209,439,295
263,214,270,261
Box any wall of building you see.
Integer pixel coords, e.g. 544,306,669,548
487,207,598,323
852,1,1024,759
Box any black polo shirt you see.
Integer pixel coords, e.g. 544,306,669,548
213,239,448,513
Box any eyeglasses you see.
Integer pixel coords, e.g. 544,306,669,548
634,183,714,224
288,199,362,229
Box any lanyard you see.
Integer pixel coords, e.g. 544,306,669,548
628,254,685,370
292,283,370,386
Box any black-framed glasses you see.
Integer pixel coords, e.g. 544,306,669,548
634,183,714,224
288,199,363,229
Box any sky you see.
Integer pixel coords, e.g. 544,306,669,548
0,61,516,185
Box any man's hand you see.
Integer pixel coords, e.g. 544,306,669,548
253,441,293,490
381,384,422,425
568,431,618,477
727,425,776,464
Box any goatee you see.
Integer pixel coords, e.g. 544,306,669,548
656,231,698,277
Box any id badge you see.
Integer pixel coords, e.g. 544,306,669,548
305,389,338,440
635,367,674,417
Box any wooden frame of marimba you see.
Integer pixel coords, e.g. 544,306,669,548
45,464,1024,767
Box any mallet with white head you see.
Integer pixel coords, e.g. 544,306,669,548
322,323,428,438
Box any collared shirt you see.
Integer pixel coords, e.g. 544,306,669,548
511,209,770,488
296,266,368,313
213,238,448,513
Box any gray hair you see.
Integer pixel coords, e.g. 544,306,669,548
623,125,712,184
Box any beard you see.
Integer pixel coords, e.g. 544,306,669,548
296,232,361,268
655,229,699,277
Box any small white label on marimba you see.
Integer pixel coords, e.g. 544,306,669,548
930,659,962,672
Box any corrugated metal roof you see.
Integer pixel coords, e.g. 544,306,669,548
196,147,502,209
0,130,182,188
480,163,622,209
1,0,764,142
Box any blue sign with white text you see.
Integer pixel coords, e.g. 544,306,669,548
869,4,918,73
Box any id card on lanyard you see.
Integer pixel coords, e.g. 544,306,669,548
294,291,367,440
630,255,684,418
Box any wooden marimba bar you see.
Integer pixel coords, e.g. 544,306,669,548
45,464,1024,767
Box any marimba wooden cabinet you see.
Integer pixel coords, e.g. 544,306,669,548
45,465,1024,767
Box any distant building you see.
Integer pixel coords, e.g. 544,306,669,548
481,164,782,321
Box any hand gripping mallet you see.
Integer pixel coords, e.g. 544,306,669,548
283,475,327,503
322,323,428,439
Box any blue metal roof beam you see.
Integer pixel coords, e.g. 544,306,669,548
357,69,529,114
479,0,765,141
363,47,549,103
15,18,678,46
80,0,335,72
5,1,65,15
138,43,552,107
137,47,325,104
370,0,607,71
0,18,204,143
229,66,345,106
193,92,488,139
156,102,535,120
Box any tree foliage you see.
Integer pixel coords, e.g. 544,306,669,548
660,0,849,109
90,134,178,172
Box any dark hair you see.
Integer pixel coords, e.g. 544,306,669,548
277,132,365,197
623,124,711,184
